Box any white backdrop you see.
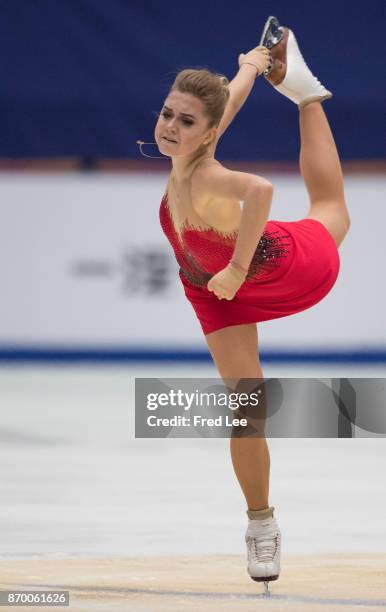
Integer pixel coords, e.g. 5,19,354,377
0,171,384,349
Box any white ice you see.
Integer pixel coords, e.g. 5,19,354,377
0,363,385,559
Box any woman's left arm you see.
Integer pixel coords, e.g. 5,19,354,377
216,47,270,139
228,64,261,110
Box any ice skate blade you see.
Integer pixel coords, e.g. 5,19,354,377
259,16,283,49
263,26,289,84
263,581,271,597
259,16,287,79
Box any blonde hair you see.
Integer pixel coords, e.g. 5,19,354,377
169,68,230,129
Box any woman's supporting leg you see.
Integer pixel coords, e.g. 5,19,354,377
300,101,350,247
230,431,270,511
204,323,270,511
206,322,281,584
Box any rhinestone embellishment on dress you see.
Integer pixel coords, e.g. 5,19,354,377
160,194,291,288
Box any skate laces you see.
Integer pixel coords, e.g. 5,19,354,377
246,522,279,563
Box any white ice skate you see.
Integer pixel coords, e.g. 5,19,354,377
245,515,281,593
260,16,332,108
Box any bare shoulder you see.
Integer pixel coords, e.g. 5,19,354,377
191,159,272,208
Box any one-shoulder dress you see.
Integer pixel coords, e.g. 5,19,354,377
159,193,340,335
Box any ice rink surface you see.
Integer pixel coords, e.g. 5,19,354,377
1,362,385,560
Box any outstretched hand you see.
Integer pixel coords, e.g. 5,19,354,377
207,264,247,301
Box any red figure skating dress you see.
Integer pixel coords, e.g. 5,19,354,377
160,193,340,335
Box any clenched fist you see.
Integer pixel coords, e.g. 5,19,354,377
238,45,272,77
207,264,247,301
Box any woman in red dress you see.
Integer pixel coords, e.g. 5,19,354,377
154,16,350,588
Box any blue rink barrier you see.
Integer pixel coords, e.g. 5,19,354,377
0,346,386,364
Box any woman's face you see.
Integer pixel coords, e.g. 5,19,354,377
154,91,216,157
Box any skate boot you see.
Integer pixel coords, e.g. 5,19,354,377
245,510,281,592
260,16,332,107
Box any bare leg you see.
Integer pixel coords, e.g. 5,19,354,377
205,323,270,510
300,102,350,247
230,419,270,511
300,102,344,202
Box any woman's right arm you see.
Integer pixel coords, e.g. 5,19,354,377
215,65,258,140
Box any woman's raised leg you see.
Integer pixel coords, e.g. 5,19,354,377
261,17,350,247
300,101,350,247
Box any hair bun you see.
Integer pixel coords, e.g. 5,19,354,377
219,75,229,88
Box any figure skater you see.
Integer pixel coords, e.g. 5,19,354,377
152,16,350,589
